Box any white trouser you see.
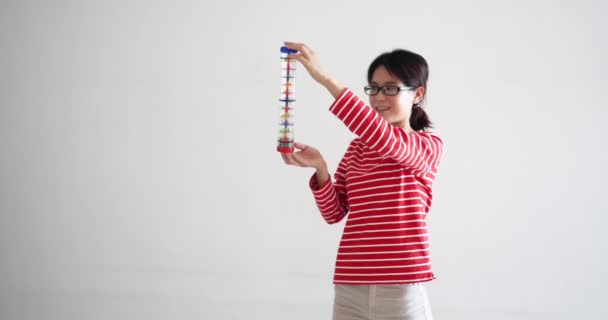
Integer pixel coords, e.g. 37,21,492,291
332,284,433,320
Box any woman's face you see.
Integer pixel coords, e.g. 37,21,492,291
369,65,424,130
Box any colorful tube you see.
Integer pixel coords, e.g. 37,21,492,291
277,46,297,153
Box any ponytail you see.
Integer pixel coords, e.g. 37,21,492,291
410,103,432,131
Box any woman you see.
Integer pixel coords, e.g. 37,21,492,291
282,41,442,320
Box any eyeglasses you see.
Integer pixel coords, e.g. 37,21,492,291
364,85,416,96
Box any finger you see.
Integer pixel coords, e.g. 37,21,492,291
284,41,304,51
294,142,308,150
287,53,308,66
284,42,312,57
288,54,314,75
285,152,305,167
287,53,301,62
282,153,295,165
298,44,313,57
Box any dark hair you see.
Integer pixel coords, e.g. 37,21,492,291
367,49,432,131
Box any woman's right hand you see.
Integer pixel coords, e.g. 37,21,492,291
282,142,330,188
281,142,326,170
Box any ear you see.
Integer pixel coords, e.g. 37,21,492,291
414,87,426,104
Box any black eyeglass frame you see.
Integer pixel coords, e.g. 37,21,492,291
364,85,417,96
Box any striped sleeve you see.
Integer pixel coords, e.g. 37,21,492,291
309,149,350,224
329,88,443,179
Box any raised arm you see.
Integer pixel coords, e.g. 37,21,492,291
330,89,443,179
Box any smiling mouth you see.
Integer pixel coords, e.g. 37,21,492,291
375,106,390,112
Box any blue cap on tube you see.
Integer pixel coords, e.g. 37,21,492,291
280,46,298,54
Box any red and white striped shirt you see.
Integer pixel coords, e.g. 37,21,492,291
310,88,443,285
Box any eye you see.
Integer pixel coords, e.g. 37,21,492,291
364,85,379,95
384,86,399,95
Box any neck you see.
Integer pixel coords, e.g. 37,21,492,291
392,120,415,133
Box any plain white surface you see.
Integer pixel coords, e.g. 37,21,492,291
1,0,607,319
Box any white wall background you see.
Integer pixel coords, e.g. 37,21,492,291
1,0,607,319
